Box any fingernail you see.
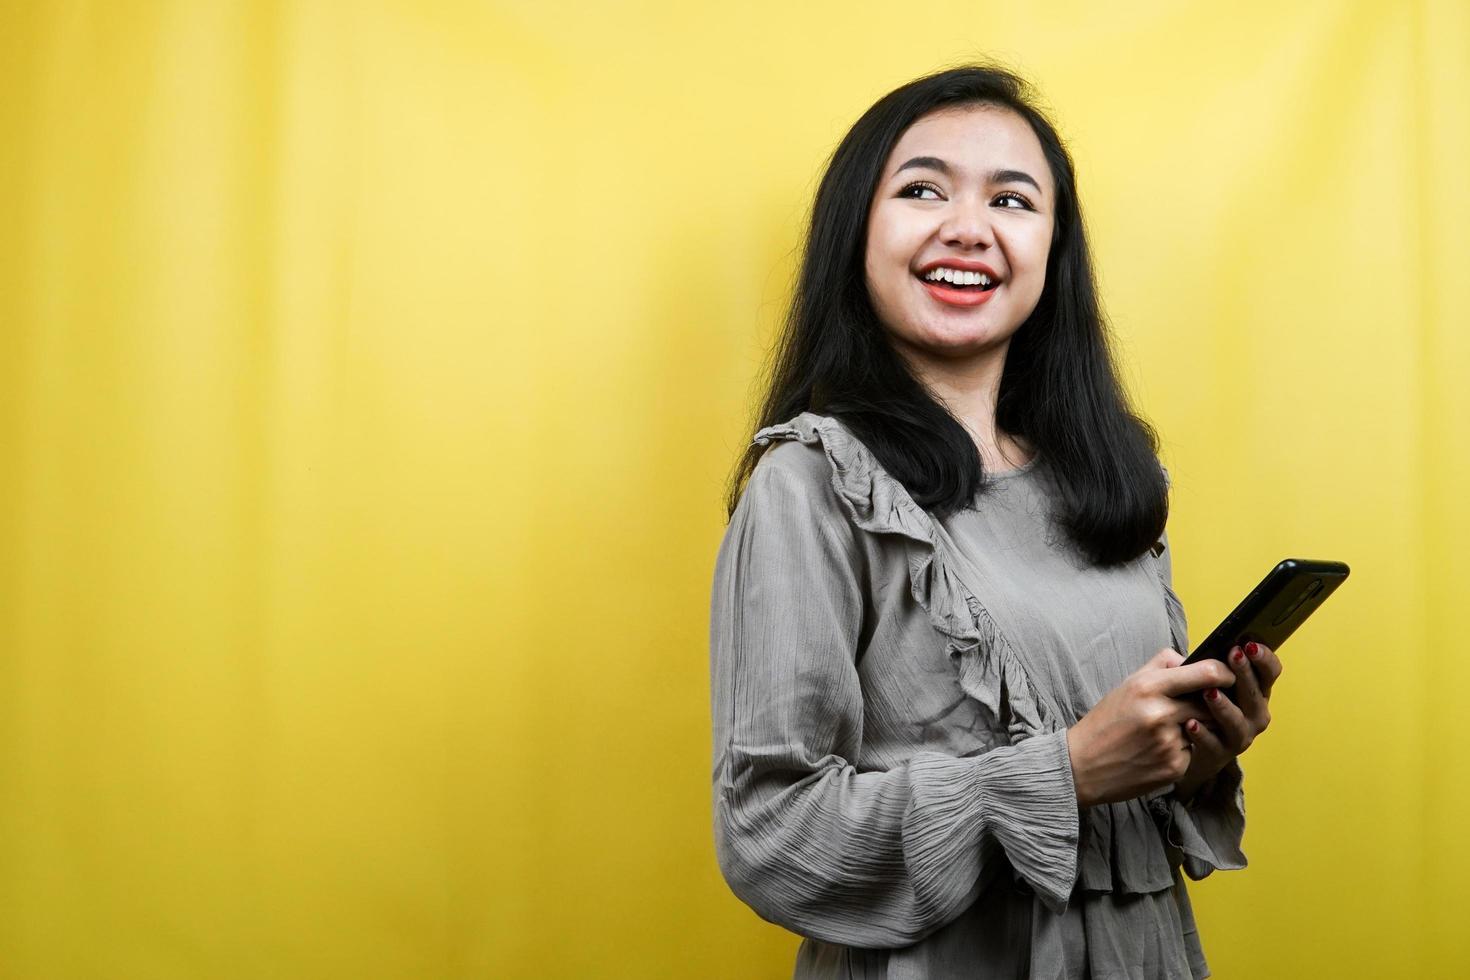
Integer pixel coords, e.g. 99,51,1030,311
1245,642,1260,659
1187,720,1200,733
1206,688,1219,701
1232,648,1246,665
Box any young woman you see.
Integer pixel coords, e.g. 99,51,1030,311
709,65,1282,978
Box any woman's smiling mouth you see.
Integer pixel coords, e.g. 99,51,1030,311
915,261,1002,308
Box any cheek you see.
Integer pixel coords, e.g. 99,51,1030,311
1016,230,1054,286
864,222,909,299
868,206,926,270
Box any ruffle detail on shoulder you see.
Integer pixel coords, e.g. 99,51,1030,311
752,413,1058,739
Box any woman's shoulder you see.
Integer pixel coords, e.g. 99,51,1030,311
740,416,847,515
750,428,832,484
742,411,933,550
746,410,897,508
742,409,833,469
723,416,871,577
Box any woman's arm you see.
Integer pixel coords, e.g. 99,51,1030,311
710,450,1079,948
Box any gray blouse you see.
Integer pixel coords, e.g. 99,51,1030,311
709,412,1247,979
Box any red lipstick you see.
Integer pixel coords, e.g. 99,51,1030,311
914,258,1003,308
921,279,998,307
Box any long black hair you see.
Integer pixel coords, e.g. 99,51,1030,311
725,63,1168,567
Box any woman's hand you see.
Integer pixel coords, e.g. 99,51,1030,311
1066,649,1236,807
1174,642,1283,802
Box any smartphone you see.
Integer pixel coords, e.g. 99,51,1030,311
1181,559,1351,689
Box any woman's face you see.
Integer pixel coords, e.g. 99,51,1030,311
863,105,1056,364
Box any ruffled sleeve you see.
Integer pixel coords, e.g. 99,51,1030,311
1148,518,1249,880
710,424,1081,947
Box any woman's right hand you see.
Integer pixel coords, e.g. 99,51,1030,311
1066,649,1237,807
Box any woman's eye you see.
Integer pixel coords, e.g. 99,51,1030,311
898,183,1034,208
899,181,943,200
994,191,1034,210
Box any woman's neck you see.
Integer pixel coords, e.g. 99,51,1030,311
900,341,1034,472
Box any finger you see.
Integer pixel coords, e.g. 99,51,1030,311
1157,659,1237,697
1162,698,1217,728
1185,716,1230,763
1202,686,1253,753
1246,642,1283,697
1149,647,1186,669
1226,645,1266,721
1169,723,1193,777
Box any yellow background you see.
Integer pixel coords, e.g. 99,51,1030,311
2,1,1466,977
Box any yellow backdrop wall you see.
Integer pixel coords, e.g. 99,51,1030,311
1,1,1466,977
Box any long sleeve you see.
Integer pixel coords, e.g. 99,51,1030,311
710,449,1080,948
1153,529,1248,879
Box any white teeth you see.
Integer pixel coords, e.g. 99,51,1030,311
923,267,995,286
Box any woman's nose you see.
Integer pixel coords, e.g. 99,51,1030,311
939,198,996,249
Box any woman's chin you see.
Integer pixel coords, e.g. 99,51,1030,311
891,322,1015,361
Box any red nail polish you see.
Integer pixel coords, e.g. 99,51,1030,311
1232,649,1245,664
1206,688,1219,701
1245,642,1260,658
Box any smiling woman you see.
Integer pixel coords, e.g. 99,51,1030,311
863,106,1055,452
710,64,1280,979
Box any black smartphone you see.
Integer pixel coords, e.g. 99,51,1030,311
1181,559,1351,688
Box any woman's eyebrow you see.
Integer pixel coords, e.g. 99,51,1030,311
893,156,1042,193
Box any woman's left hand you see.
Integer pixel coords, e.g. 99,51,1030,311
1174,642,1282,802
